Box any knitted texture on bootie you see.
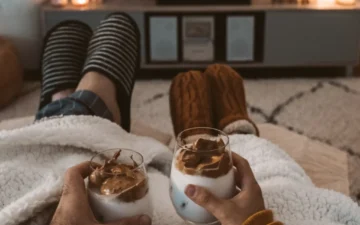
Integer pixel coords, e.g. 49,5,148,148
170,71,214,136
205,64,259,136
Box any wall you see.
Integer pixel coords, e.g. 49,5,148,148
0,0,45,69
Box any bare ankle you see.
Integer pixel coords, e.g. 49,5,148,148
77,72,121,124
52,89,75,101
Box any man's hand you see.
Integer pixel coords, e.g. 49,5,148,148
185,153,265,225
50,162,152,225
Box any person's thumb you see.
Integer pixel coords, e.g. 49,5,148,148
185,185,227,220
106,215,152,225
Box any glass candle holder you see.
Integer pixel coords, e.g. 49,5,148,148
170,127,235,225
51,0,68,6
88,149,153,223
336,0,355,5
71,0,90,6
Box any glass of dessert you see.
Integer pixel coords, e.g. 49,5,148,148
170,127,235,224
88,149,152,223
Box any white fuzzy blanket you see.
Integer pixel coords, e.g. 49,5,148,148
0,116,359,225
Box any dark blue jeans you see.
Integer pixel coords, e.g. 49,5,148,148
36,90,113,121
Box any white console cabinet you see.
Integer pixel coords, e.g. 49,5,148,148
41,0,360,75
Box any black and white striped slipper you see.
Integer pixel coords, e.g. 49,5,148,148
82,13,140,132
39,20,93,110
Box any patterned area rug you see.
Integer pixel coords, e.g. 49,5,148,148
131,78,360,203
1,78,359,202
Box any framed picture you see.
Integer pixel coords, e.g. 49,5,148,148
147,15,179,62
184,21,212,38
223,12,265,63
182,16,215,62
145,12,265,64
226,16,255,61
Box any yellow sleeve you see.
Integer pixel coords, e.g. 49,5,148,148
242,210,283,225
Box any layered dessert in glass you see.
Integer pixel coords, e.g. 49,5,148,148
170,128,235,224
88,149,152,223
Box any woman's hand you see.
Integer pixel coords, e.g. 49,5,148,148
185,153,265,225
50,162,152,225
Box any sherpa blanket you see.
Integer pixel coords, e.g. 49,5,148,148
0,116,359,225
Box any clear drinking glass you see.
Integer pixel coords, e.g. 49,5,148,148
170,127,235,225
88,149,153,223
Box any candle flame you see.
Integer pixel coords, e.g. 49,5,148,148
72,0,89,5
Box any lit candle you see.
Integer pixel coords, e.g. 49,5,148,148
316,0,335,6
71,0,90,6
51,0,68,7
336,0,355,5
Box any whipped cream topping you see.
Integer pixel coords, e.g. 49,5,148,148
89,150,148,202
176,138,232,178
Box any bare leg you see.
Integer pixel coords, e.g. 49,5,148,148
76,72,121,124
52,89,75,102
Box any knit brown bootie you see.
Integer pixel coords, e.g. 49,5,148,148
205,64,259,136
170,71,214,137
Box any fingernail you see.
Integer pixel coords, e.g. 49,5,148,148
185,185,196,197
139,215,151,225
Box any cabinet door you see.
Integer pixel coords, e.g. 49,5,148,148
264,11,360,66
227,16,255,62
148,16,178,62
